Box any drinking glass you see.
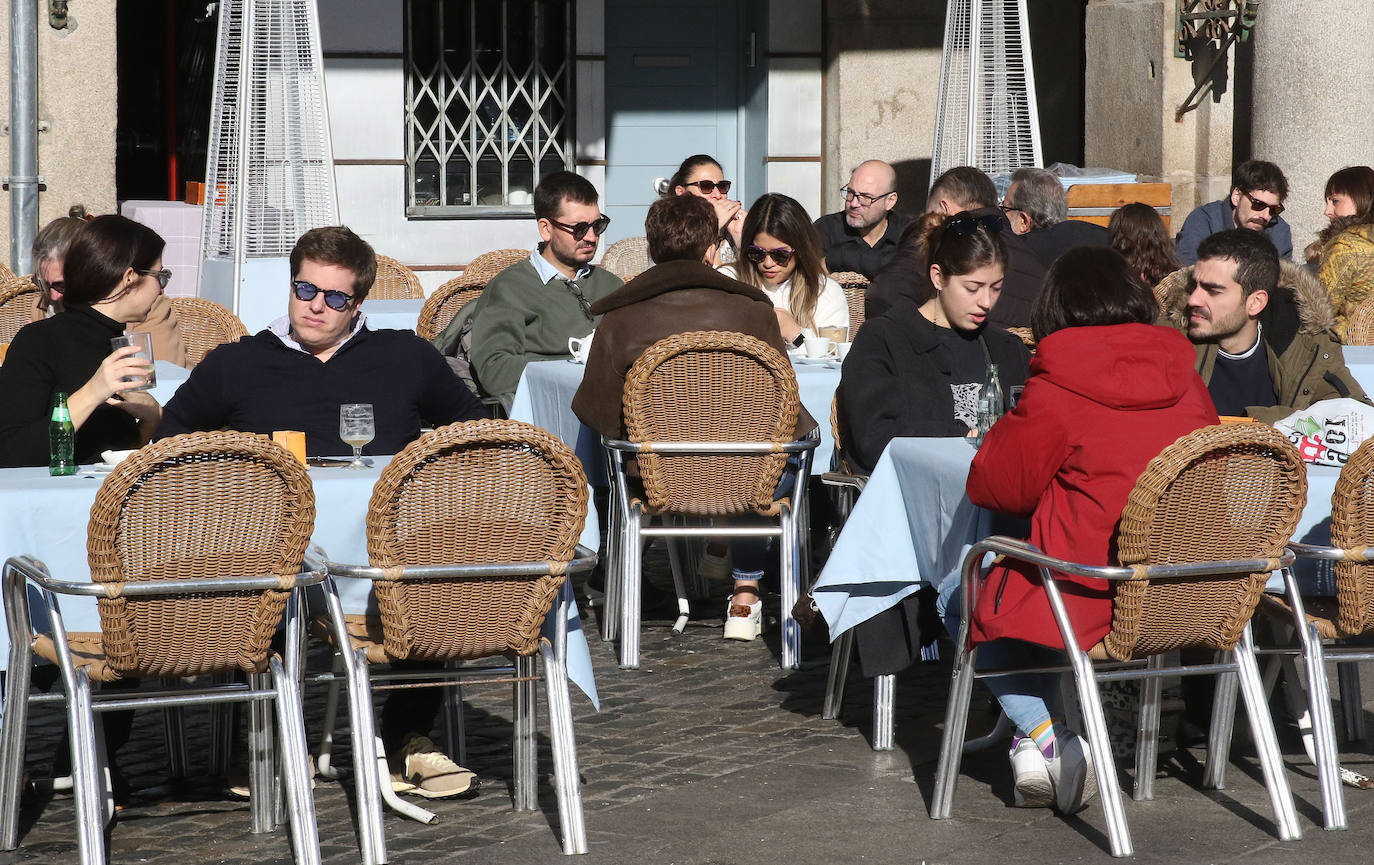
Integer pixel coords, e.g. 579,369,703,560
339,403,375,469
818,325,848,343
109,332,156,391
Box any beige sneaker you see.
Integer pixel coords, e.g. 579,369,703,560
723,596,763,641
389,735,479,799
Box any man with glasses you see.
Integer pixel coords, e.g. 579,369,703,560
1001,166,1108,266
1176,159,1294,265
812,160,910,279
466,171,623,405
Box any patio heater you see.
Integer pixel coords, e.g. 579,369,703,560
198,0,338,332
929,0,1042,185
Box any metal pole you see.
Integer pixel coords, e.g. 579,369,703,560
9,0,39,274
231,0,254,316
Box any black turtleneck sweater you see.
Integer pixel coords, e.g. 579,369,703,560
0,304,141,467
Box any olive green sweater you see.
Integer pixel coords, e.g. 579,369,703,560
467,258,622,400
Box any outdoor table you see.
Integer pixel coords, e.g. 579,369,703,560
508,354,841,480
149,359,191,406
0,458,601,706
1343,345,1374,398
363,299,424,332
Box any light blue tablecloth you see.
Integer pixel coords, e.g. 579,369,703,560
363,299,424,333
811,437,990,638
1343,345,1374,397
0,459,601,707
1285,463,1341,595
149,360,190,406
508,356,840,480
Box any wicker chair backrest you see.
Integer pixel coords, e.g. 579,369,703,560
169,297,249,367
829,272,867,339
371,255,425,299
463,249,530,284
366,419,588,661
1345,297,1374,345
1330,436,1374,635
601,237,652,281
416,276,484,341
1109,423,1306,660
624,330,799,516
0,276,39,342
88,432,315,678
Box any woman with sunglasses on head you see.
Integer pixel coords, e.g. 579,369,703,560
667,154,747,259
720,192,849,344
0,214,167,467
1305,166,1374,341
27,214,190,368
837,211,1030,475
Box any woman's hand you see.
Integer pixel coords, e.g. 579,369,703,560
67,346,153,430
725,204,746,250
111,389,162,444
775,308,804,343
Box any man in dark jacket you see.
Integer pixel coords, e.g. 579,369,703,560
865,166,1046,327
1002,166,1109,267
1162,229,1369,422
573,194,816,642
1175,159,1293,265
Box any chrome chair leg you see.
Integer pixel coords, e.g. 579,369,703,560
602,494,622,643
1204,664,1238,790
872,675,895,751
823,629,853,720
207,673,234,778
1063,648,1132,858
513,654,538,810
248,671,277,834
315,655,345,779
1233,628,1301,841
270,657,322,865
540,643,587,854
1291,623,1346,830
160,679,189,780
930,644,976,820
344,650,388,865
442,669,467,768
69,671,106,865
780,503,801,671
0,655,32,849
1133,654,1164,801
666,518,691,635
618,508,643,669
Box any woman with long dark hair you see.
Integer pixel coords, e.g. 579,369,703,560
1107,201,1180,292
952,246,1217,813
1307,166,1374,340
0,214,167,466
723,192,849,343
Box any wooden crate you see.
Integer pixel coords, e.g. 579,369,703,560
1066,182,1172,230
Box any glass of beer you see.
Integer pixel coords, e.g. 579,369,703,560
339,403,375,469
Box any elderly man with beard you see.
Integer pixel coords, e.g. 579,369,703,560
467,171,623,404
1176,159,1294,265
813,160,911,279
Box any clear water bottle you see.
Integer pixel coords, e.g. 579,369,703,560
975,364,1003,447
49,391,75,476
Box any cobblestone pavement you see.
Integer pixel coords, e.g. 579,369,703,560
6,551,1374,864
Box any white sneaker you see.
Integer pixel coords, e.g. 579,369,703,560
723,595,762,641
1047,730,1098,814
1009,736,1053,807
389,735,479,799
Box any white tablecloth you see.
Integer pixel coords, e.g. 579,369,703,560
812,437,991,638
0,459,601,706
508,356,841,480
363,300,425,333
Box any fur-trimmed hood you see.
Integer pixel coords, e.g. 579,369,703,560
1156,259,1337,340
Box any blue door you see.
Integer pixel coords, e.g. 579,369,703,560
602,0,763,248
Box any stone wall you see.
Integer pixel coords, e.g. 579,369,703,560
0,0,118,271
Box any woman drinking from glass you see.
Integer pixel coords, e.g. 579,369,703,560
0,215,168,466
667,154,746,257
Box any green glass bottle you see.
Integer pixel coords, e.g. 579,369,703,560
49,391,75,476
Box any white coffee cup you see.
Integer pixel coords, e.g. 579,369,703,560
568,330,595,363
835,341,852,361
803,336,833,359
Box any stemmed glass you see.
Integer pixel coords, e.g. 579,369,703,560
339,403,375,469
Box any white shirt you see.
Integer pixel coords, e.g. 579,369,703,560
717,265,850,338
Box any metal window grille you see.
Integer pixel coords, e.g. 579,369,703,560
405,0,574,215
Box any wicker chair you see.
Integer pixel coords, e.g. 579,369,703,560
0,275,40,342
416,275,484,341
1257,435,1374,828
371,254,425,300
462,248,529,284
169,297,250,366
314,419,595,861
602,331,819,670
601,236,652,281
0,432,323,865
830,271,868,339
1345,296,1374,345
931,423,1307,857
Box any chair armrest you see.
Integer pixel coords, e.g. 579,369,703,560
1288,540,1366,562
819,471,868,493
601,437,820,455
965,535,1292,584
5,554,327,597
323,545,598,583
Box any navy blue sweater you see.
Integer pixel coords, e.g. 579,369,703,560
159,326,484,455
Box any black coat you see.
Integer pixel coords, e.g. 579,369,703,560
837,296,1032,474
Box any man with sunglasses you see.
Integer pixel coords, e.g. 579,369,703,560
812,160,910,279
1176,159,1294,265
466,171,622,405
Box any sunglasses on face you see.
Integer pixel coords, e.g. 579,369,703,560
136,268,173,290
292,280,355,311
548,214,611,241
32,274,65,294
685,179,732,195
1241,190,1285,216
745,245,795,266
840,185,894,207
931,212,1005,261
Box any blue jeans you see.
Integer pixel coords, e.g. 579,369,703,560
731,456,799,581
938,565,1063,737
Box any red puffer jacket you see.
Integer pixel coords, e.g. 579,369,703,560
965,322,1219,650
